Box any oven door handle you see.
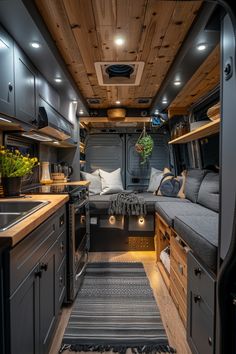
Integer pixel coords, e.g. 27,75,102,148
75,251,88,280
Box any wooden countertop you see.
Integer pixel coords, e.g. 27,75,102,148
0,194,69,247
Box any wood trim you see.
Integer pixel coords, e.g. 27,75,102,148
169,118,220,144
80,117,151,123
168,107,188,119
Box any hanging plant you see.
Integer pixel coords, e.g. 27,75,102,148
135,125,154,164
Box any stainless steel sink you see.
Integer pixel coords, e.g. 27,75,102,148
0,200,50,232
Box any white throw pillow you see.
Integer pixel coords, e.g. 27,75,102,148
147,167,163,192
80,170,102,195
99,168,124,195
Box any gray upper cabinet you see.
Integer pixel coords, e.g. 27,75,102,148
14,44,37,125
0,26,15,117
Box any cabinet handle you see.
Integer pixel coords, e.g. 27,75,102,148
208,337,212,346
194,267,202,276
40,263,48,272
35,270,42,278
60,241,65,253
59,276,63,285
8,82,13,92
194,295,201,303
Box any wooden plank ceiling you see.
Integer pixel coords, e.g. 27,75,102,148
35,0,203,109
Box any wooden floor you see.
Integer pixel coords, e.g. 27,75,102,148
49,252,192,354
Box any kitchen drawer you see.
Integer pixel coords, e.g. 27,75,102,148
55,230,66,270
188,252,215,310
56,258,66,311
10,206,66,296
188,274,214,354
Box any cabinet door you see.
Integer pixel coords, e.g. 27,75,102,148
14,44,37,125
39,243,57,354
0,26,15,117
10,265,40,354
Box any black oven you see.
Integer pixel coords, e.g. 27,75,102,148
68,197,90,301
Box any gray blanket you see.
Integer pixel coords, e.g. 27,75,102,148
109,192,147,215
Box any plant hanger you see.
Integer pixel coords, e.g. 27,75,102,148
135,123,154,164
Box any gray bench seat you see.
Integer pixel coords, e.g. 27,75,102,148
155,201,216,227
89,192,189,214
174,215,219,272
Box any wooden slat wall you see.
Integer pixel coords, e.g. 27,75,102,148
35,0,202,109
169,44,220,109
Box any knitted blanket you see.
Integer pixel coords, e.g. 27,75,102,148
109,192,147,216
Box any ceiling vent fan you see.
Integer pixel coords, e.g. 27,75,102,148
95,62,145,86
87,98,101,105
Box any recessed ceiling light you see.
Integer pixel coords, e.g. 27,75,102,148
154,109,159,115
197,43,207,51
55,78,62,83
79,109,84,115
30,42,41,49
114,37,125,46
115,100,121,105
53,141,60,145
174,81,181,86
162,99,168,104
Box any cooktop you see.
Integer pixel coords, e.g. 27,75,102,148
24,184,82,195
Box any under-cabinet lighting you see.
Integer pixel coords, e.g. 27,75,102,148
79,109,84,115
109,215,116,225
0,117,12,123
30,42,41,49
53,141,60,145
55,78,62,83
138,216,145,225
197,43,207,51
21,133,53,142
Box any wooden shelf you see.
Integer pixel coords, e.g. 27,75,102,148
169,118,220,144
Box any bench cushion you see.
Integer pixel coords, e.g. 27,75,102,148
174,215,218,272
197,172,219,212
89,192,189,214
155,201,216,227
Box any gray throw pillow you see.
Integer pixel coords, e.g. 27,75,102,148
147,167,163,192
99,168,124,195
197,172,219,212
185,169,208,203
80,170,102,195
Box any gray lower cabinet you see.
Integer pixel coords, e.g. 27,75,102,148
0,25,15,117
14,43,37,125
187,252,215,354
7,206,67,354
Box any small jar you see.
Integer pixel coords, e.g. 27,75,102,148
40,161,53,184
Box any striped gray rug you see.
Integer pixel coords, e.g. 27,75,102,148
60,262,175,354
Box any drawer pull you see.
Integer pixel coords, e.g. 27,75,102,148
40,263,48,272
208,337,212,346
194,267,202,276
59,276,63,285
35,270,42,278
194,295,201,303
178,262,183,275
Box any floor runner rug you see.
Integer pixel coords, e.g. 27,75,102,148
60,262,176,353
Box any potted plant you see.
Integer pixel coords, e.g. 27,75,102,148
0,146,38,196
135,126,154,164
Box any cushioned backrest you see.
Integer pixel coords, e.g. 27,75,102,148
197,172,219,212
185,169,208,203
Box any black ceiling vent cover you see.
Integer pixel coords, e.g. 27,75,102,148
87,98,101,104
105,64,134,78
137,97,152,104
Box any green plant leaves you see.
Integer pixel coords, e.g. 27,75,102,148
136,135,154,164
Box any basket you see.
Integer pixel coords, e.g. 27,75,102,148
107,108,126,120
207,102,220,121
